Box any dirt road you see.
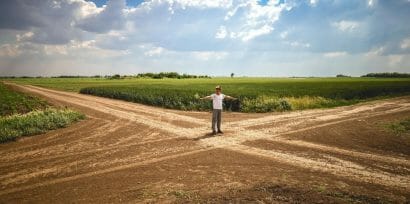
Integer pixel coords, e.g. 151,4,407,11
1,84,410,203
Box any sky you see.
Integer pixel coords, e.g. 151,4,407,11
0,0,409,77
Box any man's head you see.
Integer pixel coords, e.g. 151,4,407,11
215,85,221,94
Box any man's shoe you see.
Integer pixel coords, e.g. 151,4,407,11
212,131,217,135
217,130,224,134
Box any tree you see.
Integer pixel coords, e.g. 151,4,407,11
336,74,350,78
231,73,234,78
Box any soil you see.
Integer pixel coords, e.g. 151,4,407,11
1,83,409,203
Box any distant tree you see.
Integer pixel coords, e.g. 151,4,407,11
336,74,350,78
231,73,234,78
110,74,122,79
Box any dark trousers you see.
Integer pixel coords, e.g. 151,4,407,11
212,109,222,131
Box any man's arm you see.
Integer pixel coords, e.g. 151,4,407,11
224,95,237,100
200,95,212,100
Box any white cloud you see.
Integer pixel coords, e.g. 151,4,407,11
192,51,228,60
286,41,310,48
144,46,165,57
16,32,34,42
388,54,403,67
367,0,376,8
139,0,233,14
0,44,20,57
77,0,127,33
2,39,129,58
323,51,347,58
168,0,233,9
309,0,318,7
332,20,359,32
215,26,227,39
280,31,288,39
223,0,289,41
365,47,385,57
400,37,410,49
237,25,274,42
72,0,103,18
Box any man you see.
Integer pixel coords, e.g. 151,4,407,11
200,85,237,135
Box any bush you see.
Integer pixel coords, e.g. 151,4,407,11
241,96,292,112
0,108,85,143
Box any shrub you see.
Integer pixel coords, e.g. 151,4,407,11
241,96,292,112
0,108,85,143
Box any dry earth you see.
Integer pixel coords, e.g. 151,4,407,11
1,84,410,203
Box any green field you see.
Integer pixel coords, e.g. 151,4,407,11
0,83,85,142
4,77,410,112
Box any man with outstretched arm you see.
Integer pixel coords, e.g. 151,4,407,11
200,85,237,135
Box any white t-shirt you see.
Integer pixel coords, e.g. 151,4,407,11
211,93,225,110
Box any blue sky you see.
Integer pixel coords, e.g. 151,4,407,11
0,0,409,77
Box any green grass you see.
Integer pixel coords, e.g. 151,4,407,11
5,77,410,112
0,83,48,116
387,118,410,136
0,82,85,143
0,108,85,143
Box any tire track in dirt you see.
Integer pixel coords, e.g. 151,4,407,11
232,98,410,128
0,119,121,163
0,148,212,196
262,139,410,167
199,102,410,189
0,127,173,169
0,137,203,188
225,145,410,190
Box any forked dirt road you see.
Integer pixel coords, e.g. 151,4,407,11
1,84,410,203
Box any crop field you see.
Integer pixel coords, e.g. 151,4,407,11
6,77,410,112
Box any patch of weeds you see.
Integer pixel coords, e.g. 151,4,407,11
0,108,85,143
386,118,410,136
168,189,199,200
326,191,391,204
314,184,327,193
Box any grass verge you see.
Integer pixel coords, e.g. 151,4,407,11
0,108,85,143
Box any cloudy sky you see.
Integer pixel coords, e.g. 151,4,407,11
0,0,409,77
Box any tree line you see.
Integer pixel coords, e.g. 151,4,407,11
360,72,410,78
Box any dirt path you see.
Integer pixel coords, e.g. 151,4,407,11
1,84,409,203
